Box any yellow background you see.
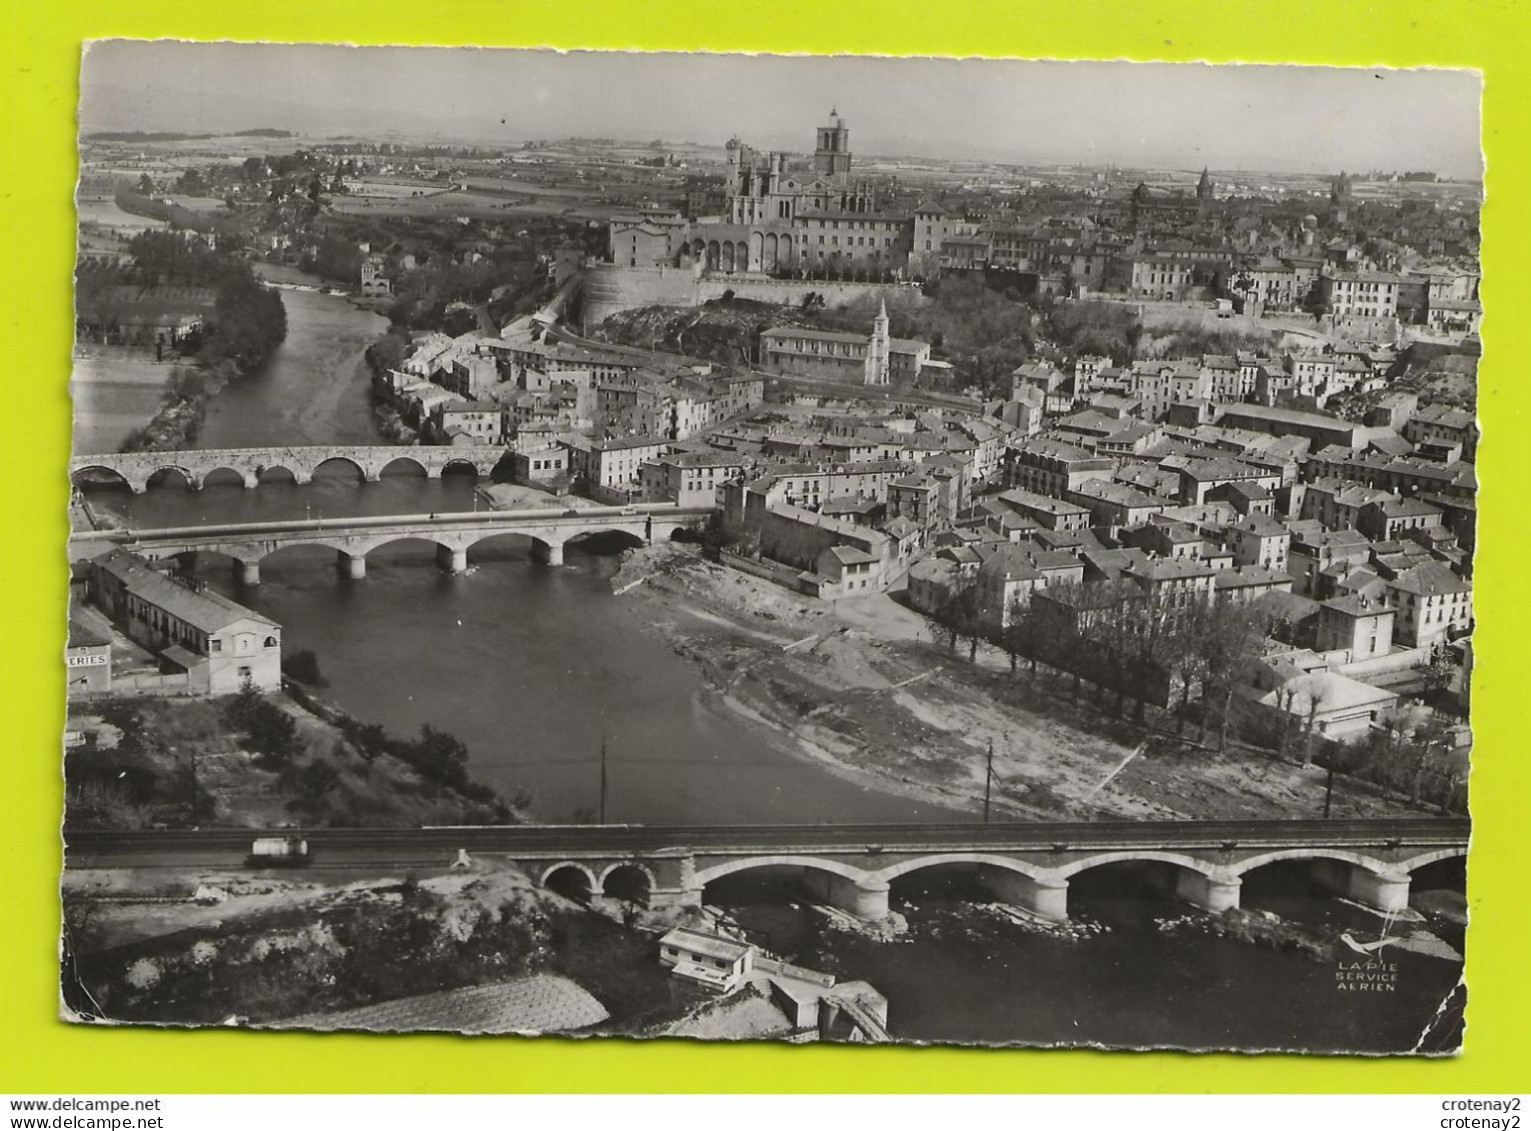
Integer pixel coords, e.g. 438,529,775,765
3,0,1525,1094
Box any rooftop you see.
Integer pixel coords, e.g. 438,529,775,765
92,550,275,635
279,975,608,1036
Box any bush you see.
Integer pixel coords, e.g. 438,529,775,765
282,648,329,688
222,681,304,767
295,759,342,800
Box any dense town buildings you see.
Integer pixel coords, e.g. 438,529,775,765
318,104,1479,746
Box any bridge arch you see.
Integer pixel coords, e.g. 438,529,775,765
1228,848,1394,879
254,464,300,485
165,546,261,572
247,541,350,571
440,458,483,479
871,853,1057,886
310,455,367,481
539,862,598,903
351,534,458,560
144,465,198,491
1056,851,1219,880
70,465,135,492
1398,847,1469,874
599,862,655,906
692,855,868,890
563,525,648,553
201,466,249,489
377,454,429,479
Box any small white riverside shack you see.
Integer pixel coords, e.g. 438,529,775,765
658,927,755,993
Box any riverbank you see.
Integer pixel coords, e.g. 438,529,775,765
119,361,235,452
65,685,525,832
70,346,183,455
611,543,1426,823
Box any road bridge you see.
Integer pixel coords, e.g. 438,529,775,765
65,818,1469,924
70,503,714,580
69,445,508,493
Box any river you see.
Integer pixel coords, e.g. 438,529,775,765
712,865,1464,1051
73,276,1466,1052
194,265,389,449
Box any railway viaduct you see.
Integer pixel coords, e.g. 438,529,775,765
519,819,1468,923
69,820,1467,926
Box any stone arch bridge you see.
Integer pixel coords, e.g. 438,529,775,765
74,504,715,580
513,818,1467,923
70,445,508,493
64,819,1469,925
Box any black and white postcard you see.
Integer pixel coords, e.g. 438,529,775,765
64,44,1477,1052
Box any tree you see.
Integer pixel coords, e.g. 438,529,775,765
246,703,303,767
1001,599,1031,676
935,584,984,662
164,365,208,405
1300,680,1332,768
225,680,304,767
1407,715,1456,807
343,720,390,764
296,759,342,800
414,724,470,786
1194,599,1274,752
281,648,329,688
222,678,266,732
1421,650,1456,700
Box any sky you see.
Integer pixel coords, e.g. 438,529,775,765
80,42,1484,178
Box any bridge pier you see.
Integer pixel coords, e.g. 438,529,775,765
976,869,1070,922
1173,870,1242,914
241,472,260,490
536,541,565,567
803,872,891,923
1311,860,1412,915
236,561,261,587
437,545,468,575
341,552,367,580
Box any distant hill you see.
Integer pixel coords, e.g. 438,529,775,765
84,128,294,142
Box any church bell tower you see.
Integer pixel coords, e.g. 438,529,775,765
814,108,853,180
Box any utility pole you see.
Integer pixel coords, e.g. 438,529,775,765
1323,766,1335,818
983,740,994,823
598,735,608,826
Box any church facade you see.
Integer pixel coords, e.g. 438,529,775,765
758,301,931,386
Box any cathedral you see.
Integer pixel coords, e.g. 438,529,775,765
1128,167,1217,231
609,110,920,278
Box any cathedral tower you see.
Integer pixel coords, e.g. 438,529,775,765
814,108,853,180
